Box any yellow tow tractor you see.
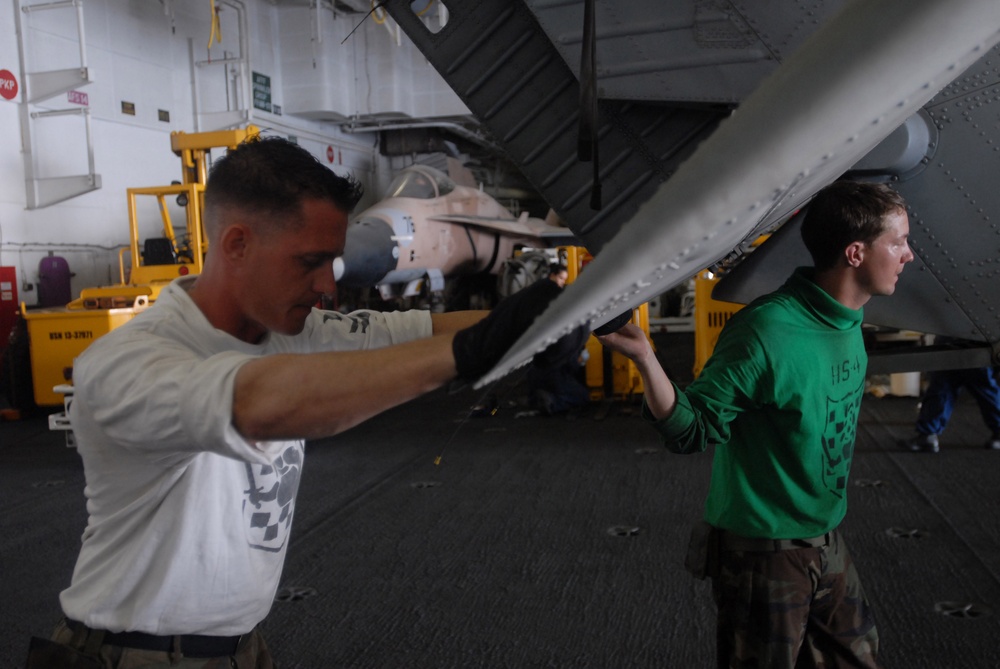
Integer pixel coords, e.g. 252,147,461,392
7,126,260,411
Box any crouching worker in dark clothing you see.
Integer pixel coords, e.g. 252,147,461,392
597,180,914,669
25,135,571,669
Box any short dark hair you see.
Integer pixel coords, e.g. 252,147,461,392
800,180,907,270
204,135,364,236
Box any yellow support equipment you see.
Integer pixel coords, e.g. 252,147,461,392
692,270,744,378
20,301,145,406
20,126,260,406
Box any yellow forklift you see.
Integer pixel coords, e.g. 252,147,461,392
5,126,260,410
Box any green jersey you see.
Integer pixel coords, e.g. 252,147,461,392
648,268,866,539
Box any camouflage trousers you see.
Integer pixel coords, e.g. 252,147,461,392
25,619,276,669
710,530,881,669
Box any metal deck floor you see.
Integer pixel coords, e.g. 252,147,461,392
2,337,999,668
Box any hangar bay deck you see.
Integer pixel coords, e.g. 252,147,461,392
2,334,999,668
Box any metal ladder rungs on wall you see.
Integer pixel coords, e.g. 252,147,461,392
14,0,101,209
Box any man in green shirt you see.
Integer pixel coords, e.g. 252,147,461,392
598,181,913,668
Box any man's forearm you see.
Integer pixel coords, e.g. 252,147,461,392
431,310,489,334
633,349,676,420
232,333,459,441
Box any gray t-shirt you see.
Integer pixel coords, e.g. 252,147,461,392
61,276,432,635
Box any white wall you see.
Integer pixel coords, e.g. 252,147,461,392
0,0,467,305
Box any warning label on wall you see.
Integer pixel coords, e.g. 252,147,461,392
252,71,272,112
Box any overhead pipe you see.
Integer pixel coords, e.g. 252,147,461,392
340,117,503,155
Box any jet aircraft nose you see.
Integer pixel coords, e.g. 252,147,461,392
333,216,398,288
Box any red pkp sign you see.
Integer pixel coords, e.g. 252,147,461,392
0,69,18,101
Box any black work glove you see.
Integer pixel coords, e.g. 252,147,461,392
592,309,633,336
453,278,564,382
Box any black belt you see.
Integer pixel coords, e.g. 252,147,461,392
65,618,244,658
719,530,833,553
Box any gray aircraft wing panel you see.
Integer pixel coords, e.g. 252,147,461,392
429,214,580,242
476,0,1000,387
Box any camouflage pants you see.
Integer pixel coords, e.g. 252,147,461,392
25,619,276,669
711,530,881,669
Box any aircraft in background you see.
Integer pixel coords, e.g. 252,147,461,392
333,163,577,310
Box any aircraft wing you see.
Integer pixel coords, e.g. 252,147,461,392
474,0,1000,385
429,214,579,243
